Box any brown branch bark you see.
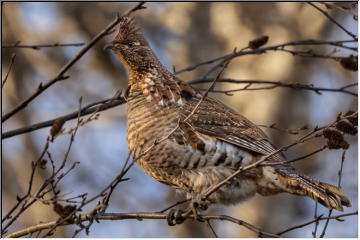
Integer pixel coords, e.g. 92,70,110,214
5,212,280,238
2,96,126,139
2,42,85,50
6,210,358,238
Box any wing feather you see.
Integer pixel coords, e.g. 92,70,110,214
182,97,284,161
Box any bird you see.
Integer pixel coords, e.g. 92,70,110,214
105,17,350,224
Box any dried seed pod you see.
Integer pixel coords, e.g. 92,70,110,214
327,138,349,150
323,128,349,149
323,128,342,139
63,205,77,215
340,55,358,71
39,159,47,169
336,120,357,135
248,36,269,49
340,140,350,149
344,110,358,126
53,203,76,223
50,117,66,140
53,203,64,215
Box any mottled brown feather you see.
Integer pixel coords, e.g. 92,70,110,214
109,17,351,211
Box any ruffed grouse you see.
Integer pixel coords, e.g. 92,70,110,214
106,17,350,221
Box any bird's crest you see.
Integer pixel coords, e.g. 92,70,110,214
114,17,148,46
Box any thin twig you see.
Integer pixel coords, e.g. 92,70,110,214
2,96,98,234
312,202,320,237
2,42,85,50
159,199,191,213
2,53,16,88
337,150,347,187
190,78,358,97
2,96,126,139
277,211,357,235
258,123,309,135
307,2,358,41
1,138,50,225
319,150,347,238
318,2,358,20
206,220,218,238
260,145,328,167
174,39,357,75
70,154,132,237
39,96,131,237
1,2,146,123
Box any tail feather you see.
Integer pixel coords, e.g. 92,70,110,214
276,167,351,211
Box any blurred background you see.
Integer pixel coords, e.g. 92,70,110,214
2,2,358,237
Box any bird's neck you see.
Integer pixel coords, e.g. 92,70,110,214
128,64,199,107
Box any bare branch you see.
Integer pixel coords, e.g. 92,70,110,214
1,138,50,224
318,2,358,20
260,145,328,167
5,211,281,238
190,78,358,97
258,123,309,135
2,97,95,234
206,220,218,237
2,42,85,50
174,39,357,75
159,199,191,213
312,202,320,237
277,211,358,236
307,2,358,41
319,150,347,238
1,2,146,123
2,96,126,139
2,53,16,88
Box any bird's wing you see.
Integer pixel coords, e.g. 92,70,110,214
181,97,283,161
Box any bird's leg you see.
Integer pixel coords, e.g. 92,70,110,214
189,198,208,221
166,198,208,226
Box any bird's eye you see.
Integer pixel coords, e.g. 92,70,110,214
127,42,140,47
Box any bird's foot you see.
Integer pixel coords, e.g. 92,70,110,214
191,198,209,211
166,209,185,226
166,199,208,226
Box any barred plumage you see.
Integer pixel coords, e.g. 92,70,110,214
107,17,351,211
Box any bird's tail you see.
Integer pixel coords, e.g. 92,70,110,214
275,166,351,211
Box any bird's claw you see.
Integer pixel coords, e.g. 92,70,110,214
166,199,207,226
166,209,185,226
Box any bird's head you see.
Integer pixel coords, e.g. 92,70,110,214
105,17,156,72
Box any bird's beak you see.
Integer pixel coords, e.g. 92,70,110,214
103,42,115,50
